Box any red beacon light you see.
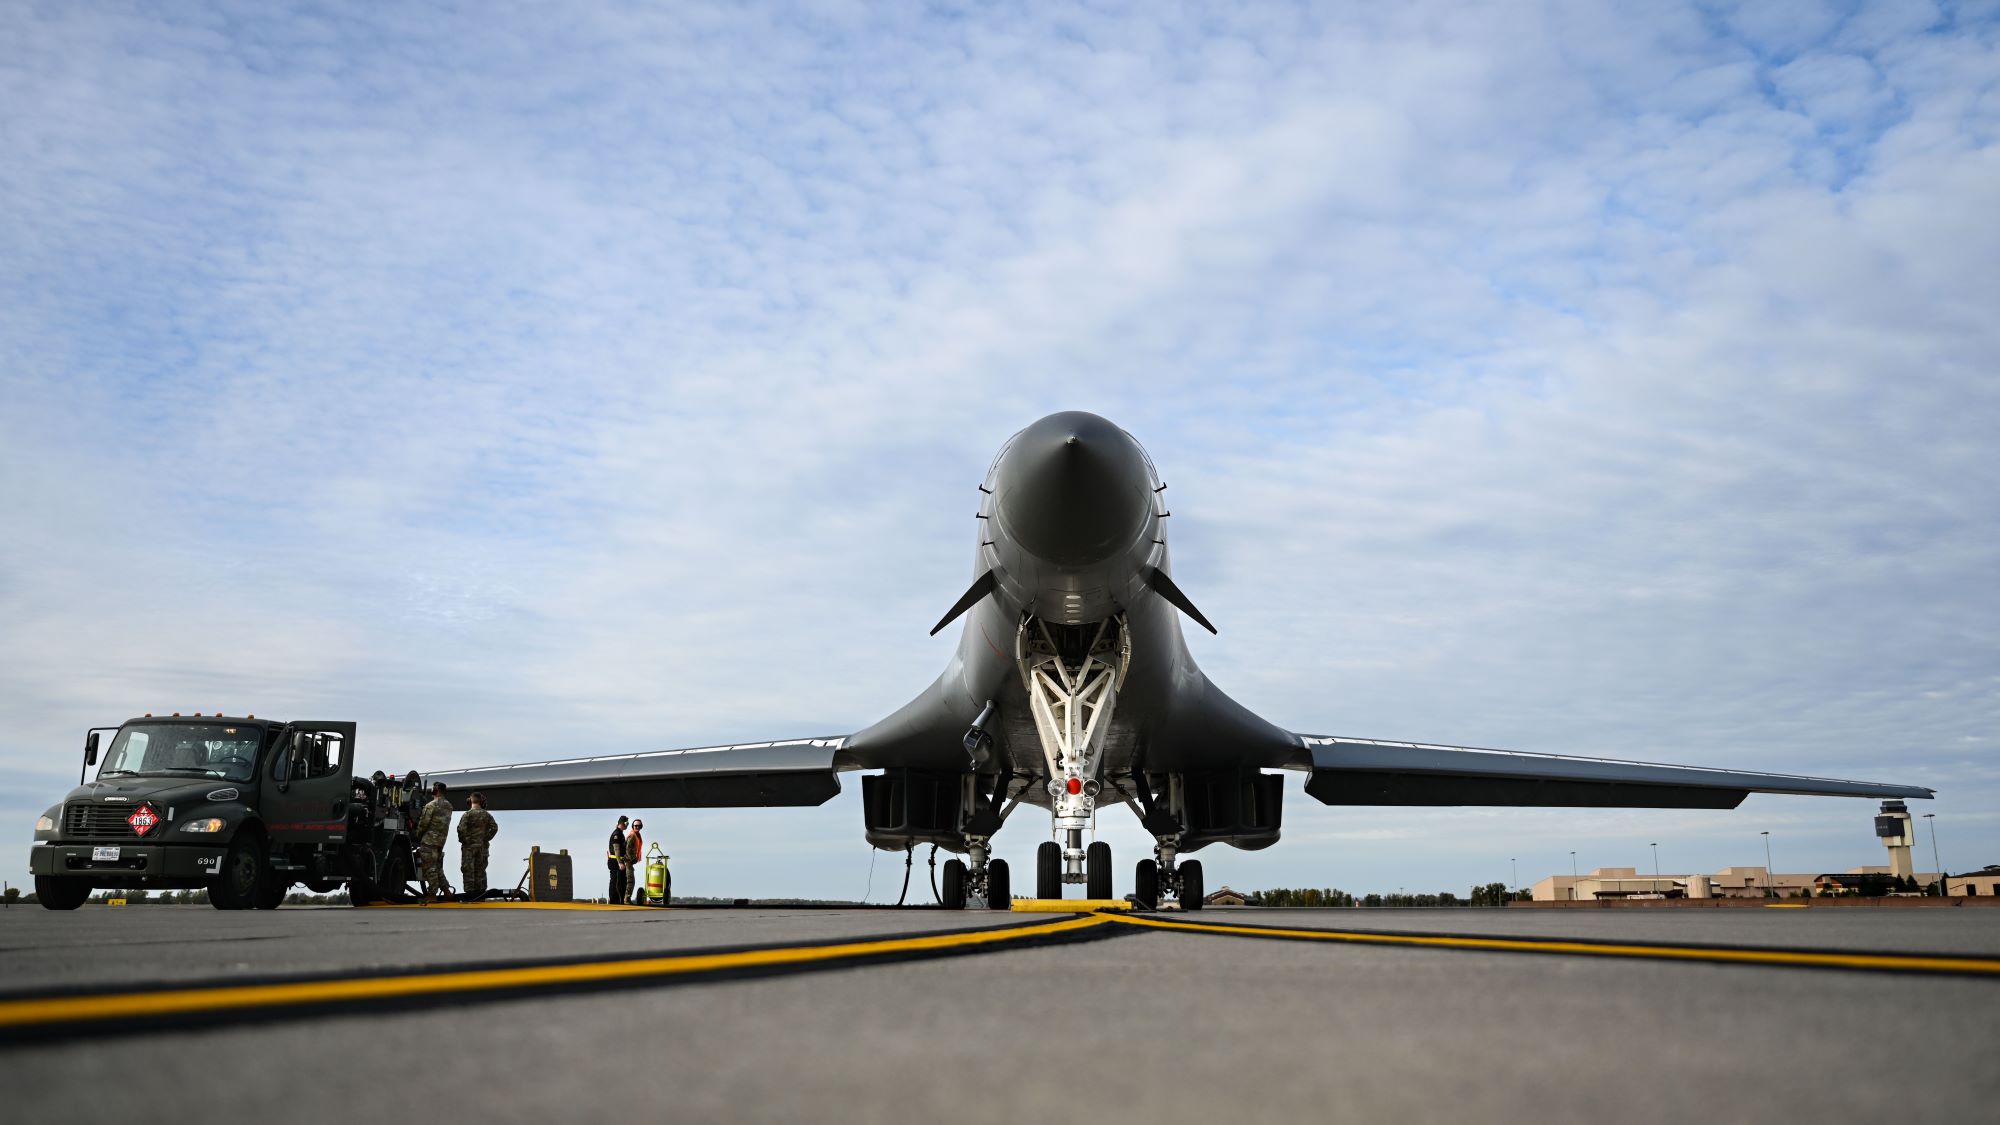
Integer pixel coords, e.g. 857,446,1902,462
1065,777,1082,795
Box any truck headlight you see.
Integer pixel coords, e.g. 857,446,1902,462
179,817,226,834
36,815,55,833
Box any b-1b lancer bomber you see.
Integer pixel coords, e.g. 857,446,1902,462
433,412,1932,909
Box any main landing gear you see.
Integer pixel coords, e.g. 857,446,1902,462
1132,853,1203,910
940,844,1013,911
1019,613,1129,902
1132,776,1203,910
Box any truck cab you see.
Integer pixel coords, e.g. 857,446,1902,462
28,715,390,910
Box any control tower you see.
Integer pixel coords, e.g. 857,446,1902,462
1874,799,1916,880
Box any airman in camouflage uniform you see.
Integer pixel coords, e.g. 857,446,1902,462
414,781,454,900
456,791,499,898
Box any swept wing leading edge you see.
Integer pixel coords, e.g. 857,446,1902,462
1294,735,1934,809
425,738,852,811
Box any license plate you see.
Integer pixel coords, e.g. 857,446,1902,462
92,846,121,862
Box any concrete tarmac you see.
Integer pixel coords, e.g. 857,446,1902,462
3,903,1996,1124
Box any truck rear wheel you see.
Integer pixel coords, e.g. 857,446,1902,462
379,847,415,903
34,876,90,911
209,833,269,910
346,848,377,907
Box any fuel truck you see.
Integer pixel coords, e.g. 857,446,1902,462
28,714,424,909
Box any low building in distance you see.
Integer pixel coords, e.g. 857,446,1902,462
1529,865,1950,901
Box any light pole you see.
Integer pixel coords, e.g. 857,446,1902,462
1569,850,1577,900
1761,831,1774,899
1651,842,1659,883
1511,857,1518,894
1923,813,1944,896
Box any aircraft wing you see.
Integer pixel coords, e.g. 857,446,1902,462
424,737,851,811
1295,736,1933,809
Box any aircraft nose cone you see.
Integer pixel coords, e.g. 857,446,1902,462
992,412,1154,568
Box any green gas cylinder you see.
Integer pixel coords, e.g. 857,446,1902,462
644,843,670,906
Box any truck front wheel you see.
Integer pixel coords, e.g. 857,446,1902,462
34,876,90,911
209,833,270,910
253,878,288,910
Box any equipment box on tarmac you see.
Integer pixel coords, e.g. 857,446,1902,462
527,847,572,902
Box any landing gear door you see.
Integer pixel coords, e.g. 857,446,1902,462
266,722,357,839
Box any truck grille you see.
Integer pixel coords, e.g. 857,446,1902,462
62,803,146,839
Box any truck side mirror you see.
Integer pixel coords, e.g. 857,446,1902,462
84,731,99,767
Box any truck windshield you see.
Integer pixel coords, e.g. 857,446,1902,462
97,724,264,783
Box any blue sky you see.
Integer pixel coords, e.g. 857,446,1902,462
3,1,1996,899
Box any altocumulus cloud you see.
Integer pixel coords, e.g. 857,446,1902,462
1,1,1995,897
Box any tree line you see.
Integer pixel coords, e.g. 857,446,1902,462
1255,883,1529,907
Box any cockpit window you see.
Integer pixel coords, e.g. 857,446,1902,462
97,724,264,783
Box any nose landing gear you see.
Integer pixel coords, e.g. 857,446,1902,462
1019,614,1129,902
1035,837,1115,900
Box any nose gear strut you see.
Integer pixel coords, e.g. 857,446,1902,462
1018,614,1129,893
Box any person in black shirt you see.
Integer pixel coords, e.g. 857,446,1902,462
607,815,632,904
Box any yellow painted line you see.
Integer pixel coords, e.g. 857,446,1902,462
1102,913,2000,977
0,914,1113,1033
1765,903,1810,909
1010,899,1132,913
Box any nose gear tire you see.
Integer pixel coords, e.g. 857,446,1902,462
1036,840,1061,899
1087,840,1112,900
988,858,1011,909
1134,859,1158,908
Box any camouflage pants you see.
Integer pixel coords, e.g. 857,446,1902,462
461,846,489,897
418,845,449,897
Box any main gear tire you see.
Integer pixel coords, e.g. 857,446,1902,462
34,876,89,911
1179,859,1205,911
208,832,269,910
1036,840,1061,899
940,858,967,909
987,858,1011,909
1134,859,1159,909
1086,840,1113,900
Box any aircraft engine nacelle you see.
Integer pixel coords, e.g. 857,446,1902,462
1179,767,1284,852
862,768,967,852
